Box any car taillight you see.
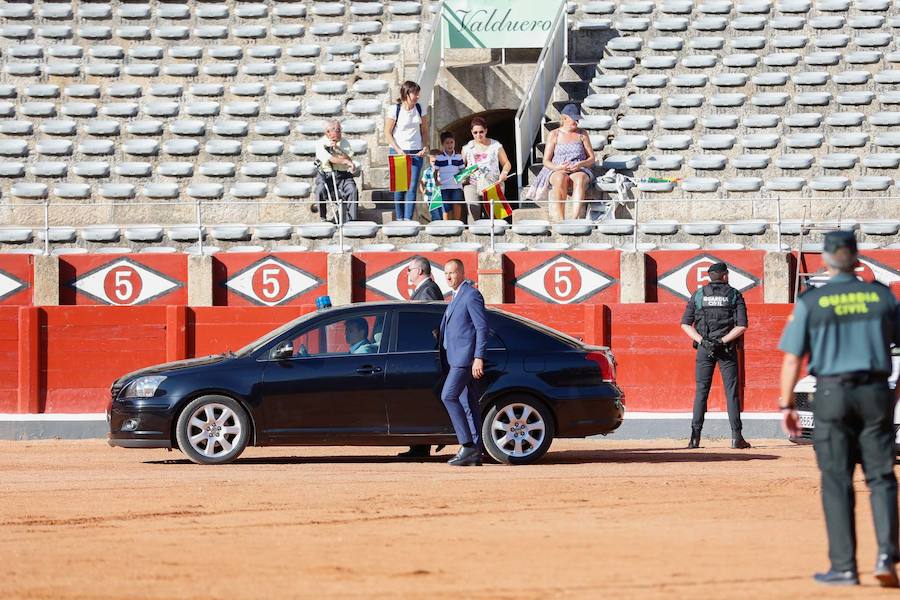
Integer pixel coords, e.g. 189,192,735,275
586,351,616,383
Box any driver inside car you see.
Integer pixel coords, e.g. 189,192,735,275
345,318,376,354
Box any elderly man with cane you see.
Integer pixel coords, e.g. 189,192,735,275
314,119,359,223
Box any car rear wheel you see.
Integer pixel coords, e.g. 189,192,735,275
482,397,555,465
175,395,250,465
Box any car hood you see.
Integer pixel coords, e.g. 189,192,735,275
115,354,231,385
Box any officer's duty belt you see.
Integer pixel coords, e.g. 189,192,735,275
817,372,890,386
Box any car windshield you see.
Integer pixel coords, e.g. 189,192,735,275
232,309,328,357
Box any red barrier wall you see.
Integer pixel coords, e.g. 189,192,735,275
605,303,790,412
12,303,790,415
59,254,187,306
0,255,33,306
352,252,478,302
42,307,169,412
0,307,19,411
212,253,327,307
502,251,620,304
647,250,766,303
190,306,315,357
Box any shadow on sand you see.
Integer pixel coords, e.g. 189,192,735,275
144,447,780,466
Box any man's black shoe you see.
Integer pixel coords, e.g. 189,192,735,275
874,554,899,588
687,430,701,449
397,445,430,459
448,446,482,467
813,570,859,586
731,434,751,449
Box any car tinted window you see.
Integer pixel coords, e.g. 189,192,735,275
395,311,507,353
395,311,442,352
287,312,387,357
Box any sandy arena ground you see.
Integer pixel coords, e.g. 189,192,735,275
2,439,900,599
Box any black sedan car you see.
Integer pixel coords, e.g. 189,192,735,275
108,302,625,465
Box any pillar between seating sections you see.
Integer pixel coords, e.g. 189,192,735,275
619,251,647,304
187,255,214,307
32,255,59,306
764,252,792,304
477,252,504,305
327,252,353,306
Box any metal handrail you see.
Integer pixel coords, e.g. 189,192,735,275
513,0,568,195
3,194,898,256
416,1,443,112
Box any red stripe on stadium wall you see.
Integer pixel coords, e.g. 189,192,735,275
189,306,315,357
59,254,187,306
353,252,479,302
502,251,621,304
10,302,793,414
647,250,766,303
212,252,327,307
795,250,900,298
0,306,21,412
0,254,33,306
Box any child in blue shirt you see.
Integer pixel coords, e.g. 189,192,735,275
420,149,444,221
434,132,465,221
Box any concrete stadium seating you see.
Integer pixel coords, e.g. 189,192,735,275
0,0,898,254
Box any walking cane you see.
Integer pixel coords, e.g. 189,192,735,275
330,169,344,225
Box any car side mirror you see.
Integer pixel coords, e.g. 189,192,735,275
271,341,294,360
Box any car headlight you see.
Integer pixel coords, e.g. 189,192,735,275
124,376,166,398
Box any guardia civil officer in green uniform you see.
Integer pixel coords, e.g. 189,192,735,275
680,262,751,450
780,230,900,587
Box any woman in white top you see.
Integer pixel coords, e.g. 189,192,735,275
460,117,512,222
384,80,429,220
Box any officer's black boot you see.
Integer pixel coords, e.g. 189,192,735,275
687,428,701,449
874,554,899,588
731,432,751,449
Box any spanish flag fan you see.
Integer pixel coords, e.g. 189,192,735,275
388,154,412,192
481,181,513,220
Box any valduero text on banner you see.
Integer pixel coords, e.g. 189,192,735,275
442,0,565,49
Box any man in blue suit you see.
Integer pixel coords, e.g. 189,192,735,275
439,258,488,467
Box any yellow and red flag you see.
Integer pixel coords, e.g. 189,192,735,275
481,182,513,219
389,154,412,192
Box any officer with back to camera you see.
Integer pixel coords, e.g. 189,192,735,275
780,230,900,588
680,262,751,450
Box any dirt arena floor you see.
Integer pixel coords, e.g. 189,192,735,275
2,439,900,599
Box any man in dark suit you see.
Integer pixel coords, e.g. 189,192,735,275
439,258,488,467
397,256,445,459
408,256,443,302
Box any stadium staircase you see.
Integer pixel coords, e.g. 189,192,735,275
0,0,898,255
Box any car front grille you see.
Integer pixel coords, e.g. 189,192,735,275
110,381,124,402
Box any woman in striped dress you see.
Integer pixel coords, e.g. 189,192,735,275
528,104,596,221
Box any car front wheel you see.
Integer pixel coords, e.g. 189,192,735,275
175,395,250,465
482,397,555,465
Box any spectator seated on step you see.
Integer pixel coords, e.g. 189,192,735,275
314,119,359,224
526,104,596,222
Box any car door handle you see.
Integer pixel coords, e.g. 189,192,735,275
356,365,383,375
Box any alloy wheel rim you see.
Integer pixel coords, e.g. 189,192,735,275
187,403,242,458
491,403,545,458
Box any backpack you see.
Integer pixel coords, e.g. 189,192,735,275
392,102,422,133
